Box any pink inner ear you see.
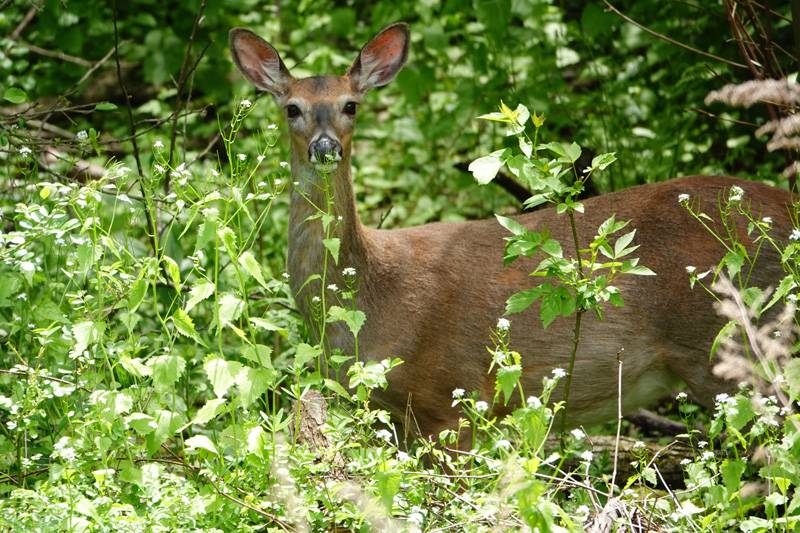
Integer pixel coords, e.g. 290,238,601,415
363,28,405,64
236,33,279,69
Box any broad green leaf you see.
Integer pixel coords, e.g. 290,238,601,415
785,358,800,402
723,250,744,278
469,149,507,184
190,398,227,426
70,320,105,358
185,281,215,313
3,87,28,104
128,278,148,312
236,366,275,407
218,293,244,325
324,378,350,398
294,343,321,368
590,152,617,171
249,317,282,331
505,287,544,314
327,305,367,338
241,344,273,368
323,238,340,265
641,467,657,486
172,308,204,345
218,226,238,259
541,142,581,163
495,214,527,236
119,356,152,378
185,435,218,455
721,459,746,494
614,230,636,258
541,239,562,258
126,413,157,435
238,251,268,287
204,357,243,398
163,256,181,288
150,355,186,391
94,102,118,111
496,365,522,405
195,215,217,251
762,275,794,313
146,409,185,455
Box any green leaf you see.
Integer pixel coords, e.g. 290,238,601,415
622,263,656,276
218,293,244,326
541,239,562,258
119,356,152,378
185,281,215,313
163,256,181,288
294,343,321,368
128,278,148,313
614,230,637,258
238,251,268,287
172,308,204,345
723,250,744,278
785,358,800,402
94,102,118,111
327,305,367,338
126,413,157,436
641,467,657,485
70,320,105,358
324,378,351,398
505,287,544,314
236,366,275,408
541,142,581,163
496,365,522,405
590,152,617,171
150,355,186,391
145,409,185,455
469,149,507,184
762,275,794,313
185,435,218,455
241,344,273,368
495,214,527,236
190,398,227,426
322,238,341,265
195,216,217,251
217,226,238,258
204,357,244,398
721,459,746,494
3,87,28,104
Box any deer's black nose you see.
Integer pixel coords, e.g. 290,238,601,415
309,135,342,164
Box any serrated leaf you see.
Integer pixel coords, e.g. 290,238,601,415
204,358,243,398
590,152,617,171
150,354,186,391
541,239,562,258
185,281,215,313
172,308,204,345
763,275,794,313
218,293,244,326
496,365,522,405
163,256,181,288
120,356,152,378
145,409,185,455
294,343,321,368
505,287,544,314
128,278,148,313
323,238,340,265
70,320,105,358
185,435,218,455
236,366,275,408
126,413,157,435
238,251,268,287
217,226,237,258
469,149,506,184
241,344,273,368
190,398,227,426
785,358,800,402
723,250,744,278
641,467,657,485
327,305,366,338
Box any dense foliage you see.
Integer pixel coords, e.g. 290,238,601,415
1,1,799,531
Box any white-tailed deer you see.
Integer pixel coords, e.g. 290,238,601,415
230,23,793,438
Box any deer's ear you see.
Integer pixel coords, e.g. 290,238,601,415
348,23,409,93
229,28,293,97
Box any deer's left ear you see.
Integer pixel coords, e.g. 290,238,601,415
348,23,409,93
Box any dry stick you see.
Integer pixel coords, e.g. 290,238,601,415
609,349,624,494
9,6,37,40
16,42,93,66
112,1,158,257
602,1,748,70
165,0,207,192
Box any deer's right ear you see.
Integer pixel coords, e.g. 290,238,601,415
229,28,292,97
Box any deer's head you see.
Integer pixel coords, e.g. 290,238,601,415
229,23,409,173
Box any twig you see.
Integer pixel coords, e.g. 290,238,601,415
16,42,93,66
609,349,624,493
112,0,158,257
0,369,90,393
602,1,748,70
9,6,37,40
166,0,208,191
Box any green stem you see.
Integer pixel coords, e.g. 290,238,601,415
559,209,585,435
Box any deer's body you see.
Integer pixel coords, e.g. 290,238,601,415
231,24,793,438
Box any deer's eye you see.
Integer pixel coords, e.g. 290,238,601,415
286,104,301,118
343,101,357,116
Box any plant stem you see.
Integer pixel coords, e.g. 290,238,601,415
560,209,585,435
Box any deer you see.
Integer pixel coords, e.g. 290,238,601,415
229,22,793,440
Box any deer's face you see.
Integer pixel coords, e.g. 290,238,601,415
229,24,409,172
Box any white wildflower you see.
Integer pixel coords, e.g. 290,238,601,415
552,368,566,379
570,428,586,441
715,393,730,404
680,458,691,465
787,294,797,303
342,267,356,277
678,193,690,204
154,164,165,174
474,400,489,413
267,124,278,130
580,450,594,462
697,440,708,448
452,388,465,399
18,146,32,158
701,451,715,461
240,99,252,108
496,317,511,331
311,296,321,303
327,284,338,292
685,266,696,274
237,153,247,161
527,396,542,408
282,273,290,280
761,216,773,225
256,155,265,163
728,185,744,202
76,130,88,141
153,139,164,150
633,440,646,450
791,228,800,241
375,429,392,442
279,161,290,169
495,439,512,450
396,451,411,462
676,392,688,401
274,178,282,186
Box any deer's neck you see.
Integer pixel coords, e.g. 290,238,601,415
287,149,370,321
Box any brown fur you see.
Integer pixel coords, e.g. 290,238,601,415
230,24,794,438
